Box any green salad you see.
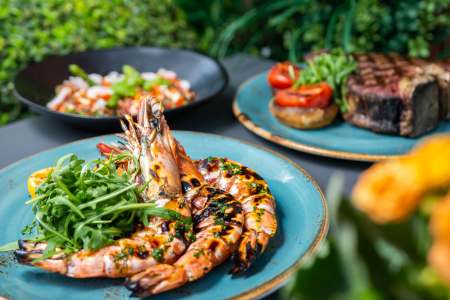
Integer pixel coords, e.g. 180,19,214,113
294,49,357,112
1,152,191,260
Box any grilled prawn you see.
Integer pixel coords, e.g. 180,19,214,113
99,138,277,274
195,157,277,273
125,99,245,297
15,99,192,278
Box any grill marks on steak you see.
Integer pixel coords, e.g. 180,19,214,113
345,53,447,137
429,60,450,119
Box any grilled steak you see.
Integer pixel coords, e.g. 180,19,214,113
344,53,447,137
433,59,450,119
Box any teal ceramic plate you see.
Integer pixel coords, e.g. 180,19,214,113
233,72,450,161
0,131,328,300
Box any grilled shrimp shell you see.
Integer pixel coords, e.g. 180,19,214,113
195,157,277,273
15,98,192,278
125,100,245,296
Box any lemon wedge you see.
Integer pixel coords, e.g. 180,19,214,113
27,167,53,198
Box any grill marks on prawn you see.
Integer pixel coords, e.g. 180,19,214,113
125,183,245,296
123,109,246,296
15,98,193,279
16,97,277,296
195,157,277,273
193,193,243,226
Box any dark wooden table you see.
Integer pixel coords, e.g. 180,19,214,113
0,54,370,195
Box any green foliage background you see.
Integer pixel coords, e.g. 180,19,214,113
0,0,196,125
1,0,450,125
179,0,450,61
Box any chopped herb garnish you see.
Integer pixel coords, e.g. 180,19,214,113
173,219,194,241
220,161,244,176
152,247,164,262
247,182,270,195
137,245,149,258
215,218,225,226
193,248,205,258
114,248,131,264
255,208,265,222
187,232,197,242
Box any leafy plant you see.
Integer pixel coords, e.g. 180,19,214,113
281,174,450,300
175,0,249,52
178,0,450,61
0,0,196,125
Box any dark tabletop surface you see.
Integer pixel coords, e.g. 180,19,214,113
0,54,371,195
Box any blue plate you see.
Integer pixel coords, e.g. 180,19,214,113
0,131,328,300
233,72,450,161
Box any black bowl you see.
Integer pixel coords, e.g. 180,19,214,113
13,47,228,130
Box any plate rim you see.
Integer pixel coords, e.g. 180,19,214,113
233,73,403,162
0,131,328,300
13,46,229,122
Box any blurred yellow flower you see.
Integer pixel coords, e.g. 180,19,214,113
352,157,425,223
411,135,450,190
429,194,450,287
352,135,450,223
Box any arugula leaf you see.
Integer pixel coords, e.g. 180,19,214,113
294,48,357,112
0,241,19,252
6,152,190,254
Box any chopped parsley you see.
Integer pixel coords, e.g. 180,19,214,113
168,234,174,242
193,249,205,258
247,182,270,195
174,219,194,241
152,247,164,262
215,218,225,226
255,207,265,222
114,249,129,262
220,161,244,176
187,232,197,242
137,245,148,258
